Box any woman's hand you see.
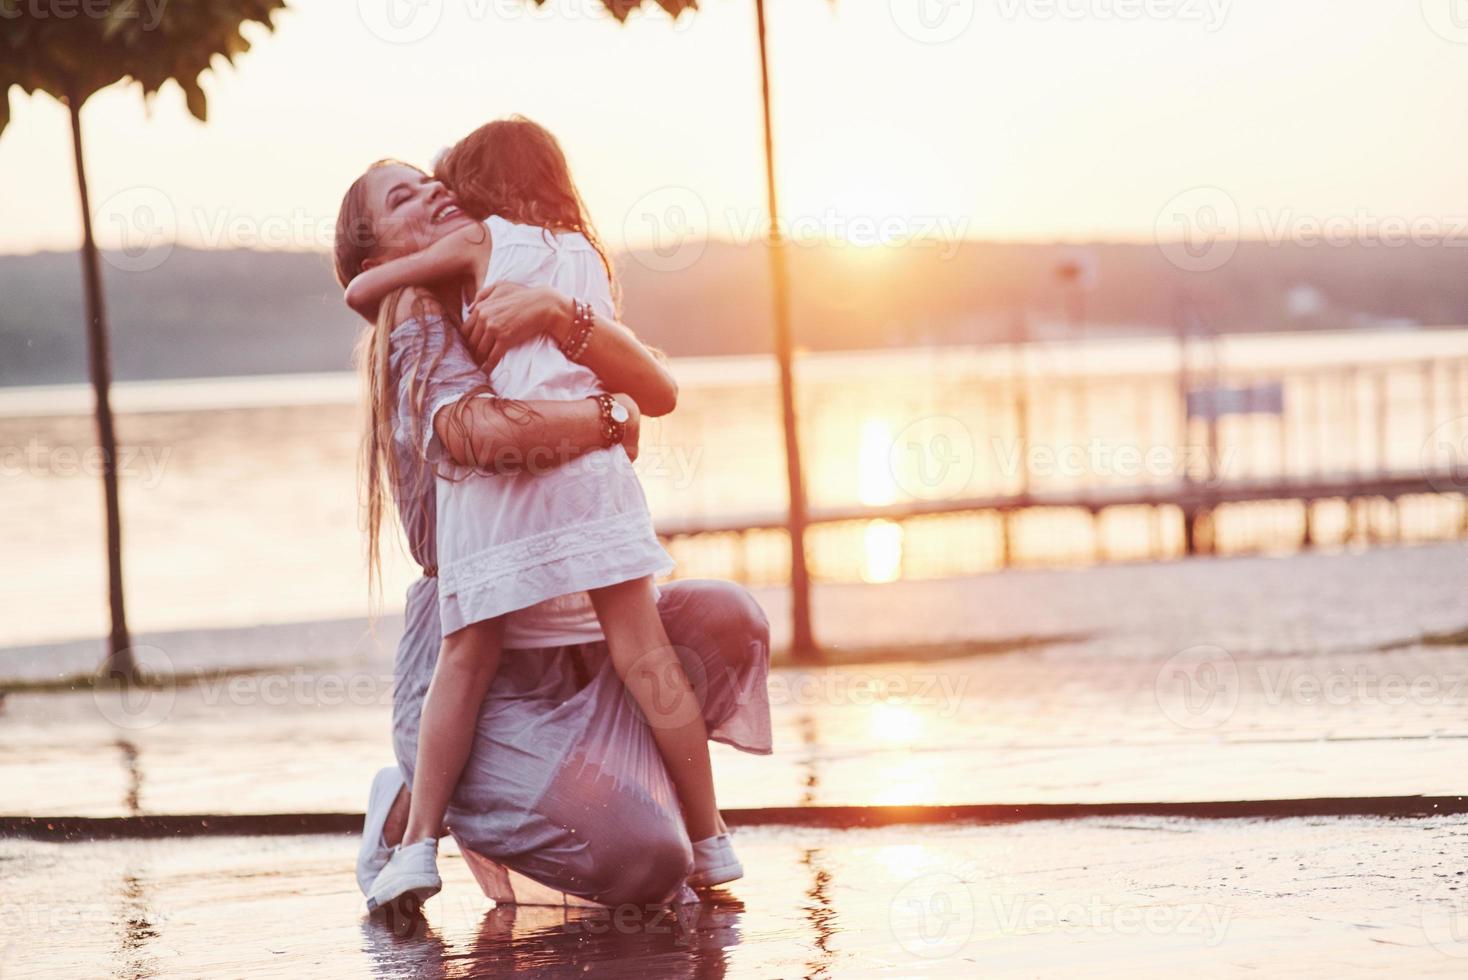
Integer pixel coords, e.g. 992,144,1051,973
463,282,677,419
462,282,570,373
611,393,642,463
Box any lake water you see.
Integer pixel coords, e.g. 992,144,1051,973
5,327,1468,647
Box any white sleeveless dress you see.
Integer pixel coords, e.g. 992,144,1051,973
435,216,674,646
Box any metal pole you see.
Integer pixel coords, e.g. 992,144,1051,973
754,0,816,658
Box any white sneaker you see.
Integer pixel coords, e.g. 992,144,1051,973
688,832,743,888
356,766,405,896
366,838,442,913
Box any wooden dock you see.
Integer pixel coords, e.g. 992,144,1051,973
654,342,1468,571
658,469,1468,539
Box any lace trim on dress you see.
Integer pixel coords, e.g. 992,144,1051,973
439,512,669,600
444,539,675,633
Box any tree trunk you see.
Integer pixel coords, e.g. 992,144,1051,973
754,0,817,660
67,95,134,683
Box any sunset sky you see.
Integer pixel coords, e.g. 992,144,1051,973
3,0,1467,256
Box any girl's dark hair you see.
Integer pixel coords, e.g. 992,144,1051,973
434,115,618,309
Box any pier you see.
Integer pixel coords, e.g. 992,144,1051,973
657,343,1468,577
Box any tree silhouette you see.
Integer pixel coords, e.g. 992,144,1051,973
1,0,287,680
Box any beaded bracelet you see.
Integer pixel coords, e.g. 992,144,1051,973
561,299,596,362
588,394,625,447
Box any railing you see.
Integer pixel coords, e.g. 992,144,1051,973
656,349,1468,585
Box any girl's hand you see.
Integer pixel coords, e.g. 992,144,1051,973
463,282,571,373
610,392,642,463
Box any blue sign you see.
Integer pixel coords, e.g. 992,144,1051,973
1186,383,1285,420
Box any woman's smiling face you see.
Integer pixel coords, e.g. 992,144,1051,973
362,163,476,262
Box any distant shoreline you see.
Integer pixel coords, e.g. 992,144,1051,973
5,325,1467,418
6,240,1464,386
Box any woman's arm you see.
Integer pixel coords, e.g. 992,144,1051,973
434,392,642,472
567,308,679,418
386,287,642,476
346,223,486,320
462,283,679,417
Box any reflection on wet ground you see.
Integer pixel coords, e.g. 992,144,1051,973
4,548,1468,975
4,632,1465,817
6,546,1468,819
4,817,1466,978
359,897,752,979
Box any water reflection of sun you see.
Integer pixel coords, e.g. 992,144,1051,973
859,418,904,583
869,702,924,746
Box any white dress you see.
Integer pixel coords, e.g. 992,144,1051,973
435,215,674,646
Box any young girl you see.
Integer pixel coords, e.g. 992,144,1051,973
349,117,740,912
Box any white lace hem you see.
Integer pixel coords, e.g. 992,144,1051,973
438,513,674,633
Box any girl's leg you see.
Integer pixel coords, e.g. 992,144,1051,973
402,618,503,845
589,576,722,843
382,785,410,848
381,786,450,849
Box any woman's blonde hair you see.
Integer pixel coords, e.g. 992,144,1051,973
333,160,505,606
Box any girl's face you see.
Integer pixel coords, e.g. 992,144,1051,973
362,163,476,264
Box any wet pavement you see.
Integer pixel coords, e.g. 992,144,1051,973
4,546,1468,976
3,636,1466,818
3,816,1467,978
5,548,1467,817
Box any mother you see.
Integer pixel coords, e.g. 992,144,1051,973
334,159,771,908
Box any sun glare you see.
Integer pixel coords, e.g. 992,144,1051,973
858,419,897,507
857,418,904,582
869,702,926,747
862,520,904,584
